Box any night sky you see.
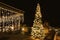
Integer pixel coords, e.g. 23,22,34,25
0,0,60,27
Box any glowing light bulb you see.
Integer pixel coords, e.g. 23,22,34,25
22,27,25,31
11,27,14,31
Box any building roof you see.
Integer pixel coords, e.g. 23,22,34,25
0,2,24,14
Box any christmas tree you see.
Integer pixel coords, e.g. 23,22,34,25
31,3,45,40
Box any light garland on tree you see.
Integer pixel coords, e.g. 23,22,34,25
31,3,45,40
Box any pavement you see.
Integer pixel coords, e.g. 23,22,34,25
0,31,34,40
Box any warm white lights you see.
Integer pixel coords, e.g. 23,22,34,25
31,3,45,40
21,27,28,32
0,6,24,32
11,27,14,31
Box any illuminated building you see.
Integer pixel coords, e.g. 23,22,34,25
0,2,24,32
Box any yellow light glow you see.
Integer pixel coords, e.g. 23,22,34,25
11,27,14,31
22,27,28,32
35,38,40,40
30,36,41,40
22,27,25,31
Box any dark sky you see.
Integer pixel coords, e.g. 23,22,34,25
0,0,60,27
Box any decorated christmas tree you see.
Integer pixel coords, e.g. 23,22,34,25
31,3,45,40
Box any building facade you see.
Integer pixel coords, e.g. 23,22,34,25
0,2,24,32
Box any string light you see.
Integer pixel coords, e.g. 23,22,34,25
31,3,45,40
0,6,24,32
